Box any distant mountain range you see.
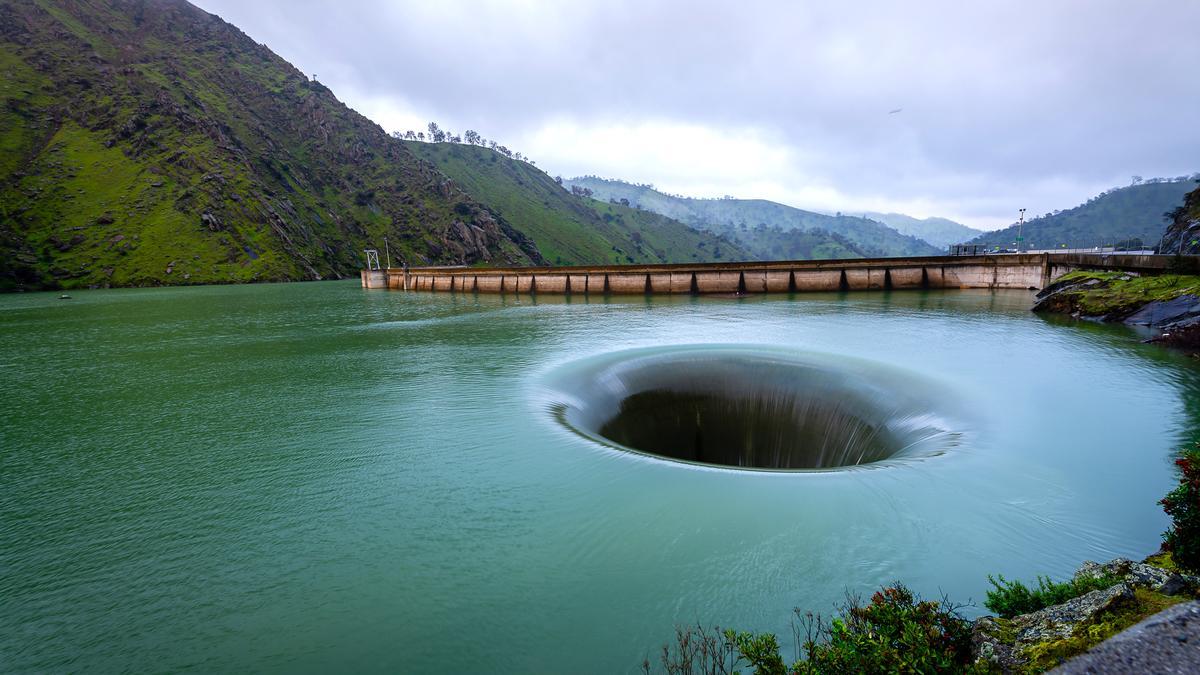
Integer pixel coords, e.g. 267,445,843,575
563,177,943,258
858,213,982,249
966,179,1197,251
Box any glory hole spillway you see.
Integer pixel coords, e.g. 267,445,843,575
3,260,1198,673
548,347,963,471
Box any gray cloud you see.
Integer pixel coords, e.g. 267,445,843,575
192,0,1200,228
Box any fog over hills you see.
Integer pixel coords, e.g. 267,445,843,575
857,213,983,249
564,177,942,258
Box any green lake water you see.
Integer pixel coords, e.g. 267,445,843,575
2,280,1197,672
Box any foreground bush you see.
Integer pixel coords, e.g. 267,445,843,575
983,573,1120,619
1161,444,1200,573
643,584,984,674
798,586,982,674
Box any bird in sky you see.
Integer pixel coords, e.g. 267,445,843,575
888,108,903,114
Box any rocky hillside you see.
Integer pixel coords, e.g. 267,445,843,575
967,179,1196,251
0,0,552,290
403,141,747,265
1162,181,1200,253
564,176,943,258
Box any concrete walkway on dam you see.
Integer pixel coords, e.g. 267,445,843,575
361,253,1180,295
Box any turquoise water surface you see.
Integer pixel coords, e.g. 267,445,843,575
1,281,1196,672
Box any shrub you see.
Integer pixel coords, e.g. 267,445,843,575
1161,444,1200,572
984,573,1121,619
644,585,983,674
797,585,982,674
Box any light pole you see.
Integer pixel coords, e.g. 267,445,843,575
1017,208,1026,253
384,236,391,269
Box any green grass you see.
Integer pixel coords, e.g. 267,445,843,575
985,572,1123,619
1051,271,1200,316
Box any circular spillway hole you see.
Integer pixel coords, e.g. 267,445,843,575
546,347,964,471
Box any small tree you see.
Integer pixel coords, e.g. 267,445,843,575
1162,443,1200,572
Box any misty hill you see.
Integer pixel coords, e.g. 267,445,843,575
859,212,982,249
402,141,746,265
564,176,943,258
966,179,1197,251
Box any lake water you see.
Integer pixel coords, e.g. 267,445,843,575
2,281,1197,672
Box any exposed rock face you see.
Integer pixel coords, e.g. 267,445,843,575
972,557,1199,672
1051,601,1200,674
1015,583,1137,645
1075,558,1200,596
1123,295,1200,327
1031,274,1137,318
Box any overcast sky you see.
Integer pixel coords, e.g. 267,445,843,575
192,0,1198,229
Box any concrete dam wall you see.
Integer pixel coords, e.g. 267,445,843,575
361,253,1174,295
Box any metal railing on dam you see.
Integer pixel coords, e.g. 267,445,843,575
361,253,1178,295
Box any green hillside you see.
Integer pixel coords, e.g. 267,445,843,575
565,176,943,257
403,141,748,265
0,0,556,290
860,212,982,249
716,224,866,260
967,179,1196,251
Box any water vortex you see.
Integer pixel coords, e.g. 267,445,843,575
545,346,965,471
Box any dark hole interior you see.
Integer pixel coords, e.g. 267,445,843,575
551,349,956,472
596,387,899,469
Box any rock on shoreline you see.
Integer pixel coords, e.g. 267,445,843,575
971,557,1200,672
1032,271,1200,353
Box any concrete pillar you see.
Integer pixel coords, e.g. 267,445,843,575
888,267,924,289
742,271,768,293
537,275,568,293
587,274,608,294
792,270,842,291
670,272,695,294
606,272,645,294
694,271,741,293
765,270,790,292
647,273,673,293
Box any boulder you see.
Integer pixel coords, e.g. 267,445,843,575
971,617,1023,672
1051,601,1200,674
1122,294,1200,327
1074,558,1200,595
1011,583,1136,644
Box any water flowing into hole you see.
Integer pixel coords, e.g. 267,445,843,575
545,346,965,471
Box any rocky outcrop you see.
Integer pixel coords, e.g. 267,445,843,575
1122,295,1200,326
1031,273,1140,318
1032,272,1200,354
1051,601,1200,674
971,557,1199,672
1074,557,1200,596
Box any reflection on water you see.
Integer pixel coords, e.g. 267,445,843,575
1,283,1198,673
